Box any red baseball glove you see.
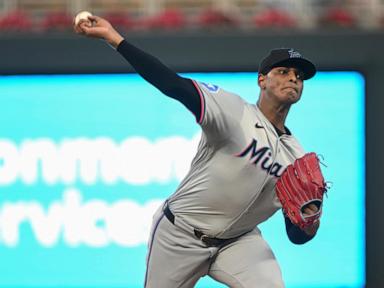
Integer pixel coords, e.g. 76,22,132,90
275,152,327,229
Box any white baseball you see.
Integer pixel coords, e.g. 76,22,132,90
74,11,93,26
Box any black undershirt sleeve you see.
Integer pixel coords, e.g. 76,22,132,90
284,215,315,244
116,39,201,120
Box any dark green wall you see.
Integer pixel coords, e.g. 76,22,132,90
1,29,383,287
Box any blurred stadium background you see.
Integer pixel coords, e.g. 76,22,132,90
0,1,383,288
0,0,383,31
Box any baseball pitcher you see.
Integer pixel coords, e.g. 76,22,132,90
74,15,327,288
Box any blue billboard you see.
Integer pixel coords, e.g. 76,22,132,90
0,72,365,287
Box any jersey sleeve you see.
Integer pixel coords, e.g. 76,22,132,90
192,80,246,143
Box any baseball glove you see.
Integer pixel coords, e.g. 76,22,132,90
275,152,327,229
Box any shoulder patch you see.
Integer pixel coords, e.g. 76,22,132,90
201,82,220,93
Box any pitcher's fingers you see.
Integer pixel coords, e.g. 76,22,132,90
74,24,85,34
80,25,91,35
308,203,319,212
88,15,101,22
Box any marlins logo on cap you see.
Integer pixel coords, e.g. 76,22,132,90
258,48,316,80
288,49,302,58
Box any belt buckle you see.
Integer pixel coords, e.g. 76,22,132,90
200,234,209,242
195,230,217,246
200,234,217,247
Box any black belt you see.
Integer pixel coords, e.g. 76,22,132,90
163,203,239,247
163,203,175,224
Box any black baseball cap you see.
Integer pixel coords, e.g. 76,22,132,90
258,48,316,80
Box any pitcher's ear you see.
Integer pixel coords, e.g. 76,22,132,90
258,74,266,89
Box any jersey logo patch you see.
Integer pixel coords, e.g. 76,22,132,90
201,83,220,93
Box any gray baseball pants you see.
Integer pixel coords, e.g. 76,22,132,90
144,203,284,288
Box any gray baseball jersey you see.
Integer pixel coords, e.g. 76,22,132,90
167,81,305,239
145,81,305,287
